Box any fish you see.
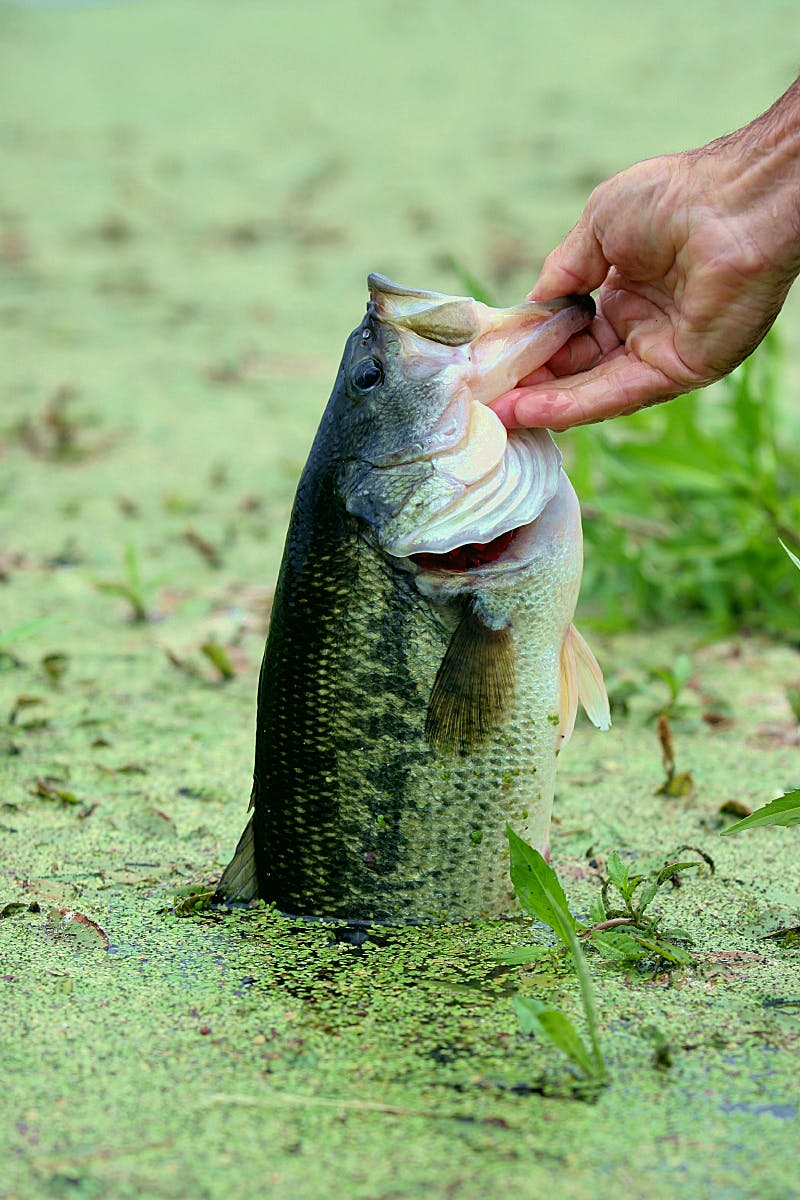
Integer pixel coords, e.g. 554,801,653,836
218,274,610,924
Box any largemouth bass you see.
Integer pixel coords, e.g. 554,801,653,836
219,274,610,923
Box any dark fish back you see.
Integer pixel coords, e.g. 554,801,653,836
252,467,438,919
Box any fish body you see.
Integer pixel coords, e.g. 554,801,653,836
219,276,610,923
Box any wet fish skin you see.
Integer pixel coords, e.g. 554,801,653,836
219,280,608,923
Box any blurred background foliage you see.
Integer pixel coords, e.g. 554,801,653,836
568,330,800,638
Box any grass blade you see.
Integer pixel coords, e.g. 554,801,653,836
779,538,800,572
507,827,606,1082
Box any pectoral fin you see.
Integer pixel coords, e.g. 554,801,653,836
217,813,259,902
558,624,611,748
426,602,516,753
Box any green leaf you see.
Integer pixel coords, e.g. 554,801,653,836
659,926,694,943
636,880,659,914
605,851,630,892
512,996,598,1078
629,933,694,966
590,930,646,962
720,790,800,835
495,945,552,966
654,861,703,888
558,906,606,1078
507,828,606,1081
507,825,576,944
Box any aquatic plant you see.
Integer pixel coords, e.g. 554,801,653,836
94,545,158,623
507,826,606,1088
506,830,716,1087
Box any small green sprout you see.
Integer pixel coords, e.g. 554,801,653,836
648,653,692,718
200,639,236,681
587,848,710,972
507,826,607,1089
95,545,160,622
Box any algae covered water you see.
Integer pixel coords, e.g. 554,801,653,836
2,3,800,1198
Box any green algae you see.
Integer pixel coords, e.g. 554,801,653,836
2,2,800,1197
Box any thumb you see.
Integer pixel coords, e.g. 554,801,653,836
529,207,610,302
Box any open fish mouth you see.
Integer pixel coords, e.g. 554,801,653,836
366,275,595,560
410,527,519,573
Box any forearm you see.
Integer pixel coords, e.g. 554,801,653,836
693,77,800,277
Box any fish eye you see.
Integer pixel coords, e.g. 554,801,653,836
351,356,384,391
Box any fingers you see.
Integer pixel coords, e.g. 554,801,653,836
528,199,611,302
497,351,682,431
488,309,625,429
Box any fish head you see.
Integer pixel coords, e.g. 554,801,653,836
333,274,594,572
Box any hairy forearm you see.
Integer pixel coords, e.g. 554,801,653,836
694,77,800,276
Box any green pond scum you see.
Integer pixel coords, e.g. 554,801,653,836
2,1,800,1198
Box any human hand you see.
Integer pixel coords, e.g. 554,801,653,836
490,87,800,431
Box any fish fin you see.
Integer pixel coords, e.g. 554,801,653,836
217,813,259,902
557,629,580,750
559,624,611,749
572,625,611,731
426,602,516,753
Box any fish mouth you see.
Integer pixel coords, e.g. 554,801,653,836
409,526,520,574
367,277,594,560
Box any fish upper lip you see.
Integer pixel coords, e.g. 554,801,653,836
368,295,596,471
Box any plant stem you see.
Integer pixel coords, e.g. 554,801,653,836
582,917,637,936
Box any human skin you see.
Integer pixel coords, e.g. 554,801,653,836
490,78,800,431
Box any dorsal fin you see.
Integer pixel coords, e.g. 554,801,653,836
425,601,516,754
